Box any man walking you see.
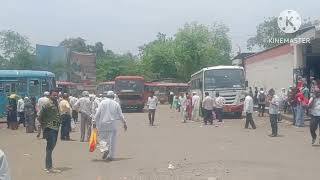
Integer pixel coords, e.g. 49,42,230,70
94,91,127,161
215,92,225,122
59,93,72,141
17,96,25,127
38,89,61,173
244,91,256,129
147,91,158,126
36,91,50,138
202,92,214,125
257,88,267,117
268,89,280,137
179,93,187,123
308,89,320,144
69,95,78,123
191,92,201,122
74,91,92,142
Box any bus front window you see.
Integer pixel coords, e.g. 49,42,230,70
204,69,245,90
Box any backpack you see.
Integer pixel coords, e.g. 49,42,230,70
259,94,266,102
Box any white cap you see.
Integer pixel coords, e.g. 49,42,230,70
192,91,197,94
44,91,50,96
82,91,89,96
107,91,115,97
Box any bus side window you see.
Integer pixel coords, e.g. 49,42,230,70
42,79,49,92
11,83,16,93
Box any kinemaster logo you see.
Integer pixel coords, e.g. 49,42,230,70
268,10,311,44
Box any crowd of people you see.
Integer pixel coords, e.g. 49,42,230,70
4,89,125,173
166,91,226,124
3,77,320,174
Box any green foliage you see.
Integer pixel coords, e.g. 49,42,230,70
140,33,177,80
0,30,33,59
96,51,142,82
50,61,71,80
59,37,88,52
174,22,231,81
8,50,35,69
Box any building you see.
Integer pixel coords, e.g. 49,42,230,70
232,52,255,66
244,26,320,94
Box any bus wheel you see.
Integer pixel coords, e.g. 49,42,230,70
234,112,242,119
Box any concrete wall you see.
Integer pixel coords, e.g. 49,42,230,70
245,44,294,94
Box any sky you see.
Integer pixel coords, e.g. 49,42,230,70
0,0,319,55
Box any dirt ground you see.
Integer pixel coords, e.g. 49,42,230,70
0,105,319,180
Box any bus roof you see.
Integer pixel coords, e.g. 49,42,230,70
0,70,55,78
98,81,115,85
147,82,189,87
191,66,244,77
115,76,144,81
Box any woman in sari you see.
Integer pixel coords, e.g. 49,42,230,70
186,93,192,121
7,94,18,130
24,97,36,133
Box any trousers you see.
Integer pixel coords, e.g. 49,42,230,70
99,130,117,159
192,107,200,121
270,114,278,136
295,104,305,127
80,113,92,142
148,109,156,125
44,128,58,170
310,115,320,140
245,112,256,129
61,114,71,140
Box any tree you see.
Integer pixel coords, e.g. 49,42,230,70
96,50,142,82
0,30,33,58
174,22,231,81
59,37,88,52
8,50,35,69
140,33,177,80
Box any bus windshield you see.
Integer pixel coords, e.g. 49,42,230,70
204,69,245,90
115,80,144,93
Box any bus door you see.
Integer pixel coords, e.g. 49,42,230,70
0,82,17,117
28,79,41,99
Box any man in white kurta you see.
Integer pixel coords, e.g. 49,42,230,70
191,92,201,121
94,91,127,161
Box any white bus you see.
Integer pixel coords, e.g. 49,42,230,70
190,66,247,118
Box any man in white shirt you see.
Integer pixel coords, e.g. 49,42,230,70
215,92,225,122
147,91,158,126
244,91,256,129
179,93,187,122
74,91,93,142
36,91,50,138
94,91,127,161
191,92,201,122
202,92,214,125
17,96,25,127
69,95,79,123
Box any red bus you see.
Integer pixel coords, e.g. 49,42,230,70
115,76,145,111
144,82,189,104
56,81,78,95
96,81,115,95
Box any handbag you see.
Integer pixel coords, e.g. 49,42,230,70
89,128,97,152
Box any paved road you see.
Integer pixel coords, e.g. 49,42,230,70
0,105,319,180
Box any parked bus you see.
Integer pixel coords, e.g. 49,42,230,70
144,82,189,104
96,81,115,95
0,70,56,117
57,81,78,95
115,76,145,111
190,66,247,118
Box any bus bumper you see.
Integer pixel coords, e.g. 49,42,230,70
223,104,244,113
